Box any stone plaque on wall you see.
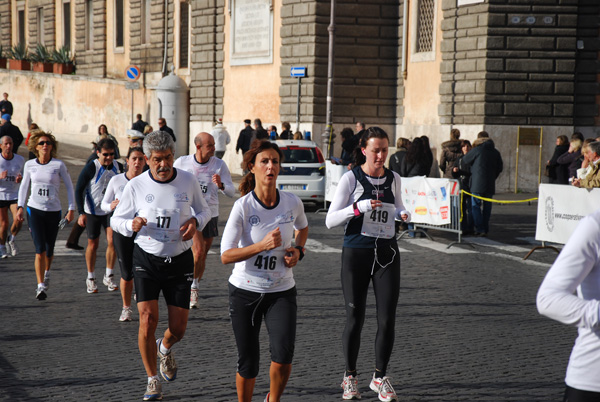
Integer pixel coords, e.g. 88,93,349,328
230,0,273,66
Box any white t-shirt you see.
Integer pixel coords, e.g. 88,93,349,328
0,153,24,201
111,169,211,257
101,173,129,213
537,209,600,392
173,154,235,217
18,158,76,212
221,190,308,293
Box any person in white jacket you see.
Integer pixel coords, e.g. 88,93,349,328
537,208,600,401
210,118,230,159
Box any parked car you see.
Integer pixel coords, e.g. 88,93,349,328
275,139,325,203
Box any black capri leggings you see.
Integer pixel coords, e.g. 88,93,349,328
564,386,600,402
341,243,400,374
113,231,135,281
228,284,297,379
27,207,61,257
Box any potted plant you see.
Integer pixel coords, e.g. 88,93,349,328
31,44,53,72
51,45,74,75
0,46,6,69
8,43,30,71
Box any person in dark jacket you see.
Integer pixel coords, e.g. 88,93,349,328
460,132,503,236
557,138,583,181
253,118,269,140
400,137,430,177
421,136,434,176
452,140,474,235
236,119,254,155
339,127,355,166
0,114,23,154
131,114,147,133
546,135,569,185
0,93,13,116
158,117,176,142
439,129,462,178
279,122,292,140
388,137,410,176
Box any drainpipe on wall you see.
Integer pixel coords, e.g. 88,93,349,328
323,0,336,159
401,0,408,79
162,0,168,76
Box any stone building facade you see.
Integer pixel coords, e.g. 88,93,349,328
0,0,597,189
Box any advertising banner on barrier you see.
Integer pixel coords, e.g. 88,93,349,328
325,161,348,202
536,183,600,244
400,177,458,225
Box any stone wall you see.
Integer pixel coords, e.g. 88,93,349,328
0,2,10,48
280,0,401,127
128,0,166,74
574,0,600,128
27,1,55,48
74,0,107,77
189,0,225,123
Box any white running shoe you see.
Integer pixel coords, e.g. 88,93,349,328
119,306,133,322
103,274,119,291
157,338,177,382
36,286,47,301
143,377,162,401
0,247,7,259
43,275,50,291
190,287,199,309
7,235,17,256
86,278,98,293
341,374,361,400
369,375,398,402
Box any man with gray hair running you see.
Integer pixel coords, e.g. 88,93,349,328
111,131,211,401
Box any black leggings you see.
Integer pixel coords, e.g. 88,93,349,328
27,207,61,257
113,231,135,281
564,386,600,402
341,243,400,374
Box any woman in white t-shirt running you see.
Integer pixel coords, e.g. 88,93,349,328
221,139,308,402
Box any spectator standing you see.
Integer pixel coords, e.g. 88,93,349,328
236,119,253,155
0,93,13,116
399,137,430,177
573,141,600,188
280,122,292,139
546,135,569,185
0,114,23,154
439,129,462,178
25,123,39,160
268,125,278,140
293,131,303,140
388,137,410,176
253,118,269,141
421,135,435,177
452,140,474,235
158,117,176,142
460,131,503,237
557,138,583,181
132,114,147,133
339,128,356,166
576,138,596,181
210,118,231,159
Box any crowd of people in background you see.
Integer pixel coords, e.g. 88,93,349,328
546,131,600,188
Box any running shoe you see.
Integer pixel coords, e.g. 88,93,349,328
119,306,133,322
264,392,270,402
103,274,119,291
43,274,50,290
190,287,199,309
0,247,7,259
7,235,17,256
369,375,398,402
157,338,177,381
36,287,47,301
143,377,162,401
341,374,361,400
86,278,98,293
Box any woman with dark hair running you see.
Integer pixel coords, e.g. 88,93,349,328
221,140,309,402
326,127,409,401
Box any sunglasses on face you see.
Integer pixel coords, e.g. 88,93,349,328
38,141,52,146
102,152,115,157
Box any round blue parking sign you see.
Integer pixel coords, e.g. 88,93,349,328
125,65,141,82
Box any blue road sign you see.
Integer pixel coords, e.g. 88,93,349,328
290,66,306,78
125,65,141,82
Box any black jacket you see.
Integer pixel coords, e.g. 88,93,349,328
439,140,462,178
388,148,407,176
132,119,147,133
400,154,431,177
547,144,569,184
236,126,254,153
460,138,503,195
254,127,269,141
0,122,23,152
159,126,176,142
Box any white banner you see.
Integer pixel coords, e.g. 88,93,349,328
536,183,600,244
400,177,458,225
325,161,348,202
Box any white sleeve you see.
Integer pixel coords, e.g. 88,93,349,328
101,178,117,213
190,179,212,231
293,196,308,230
220,201,244,254
110,182,136,236
60,162,76,211
17,163,31,208
325,172,356,229
218,163,236,198
173,157,183,169
537,215,600,328
392,172,411,222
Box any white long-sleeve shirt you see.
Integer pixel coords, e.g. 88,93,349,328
18,158,76,212
101,173,129,213
537,209,600,392
111,169,211,257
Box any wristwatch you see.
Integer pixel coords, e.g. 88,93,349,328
295,245,305,261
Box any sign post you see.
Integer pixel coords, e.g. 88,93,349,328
125,65,141,125
290,66,306,132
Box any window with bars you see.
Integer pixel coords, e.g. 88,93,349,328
18,8,25,45
63,2,71,49
416,0,435,53
141,0,151,44
179,2,189,68
115,0,124,48
37,7,44,45
85,0,93,50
